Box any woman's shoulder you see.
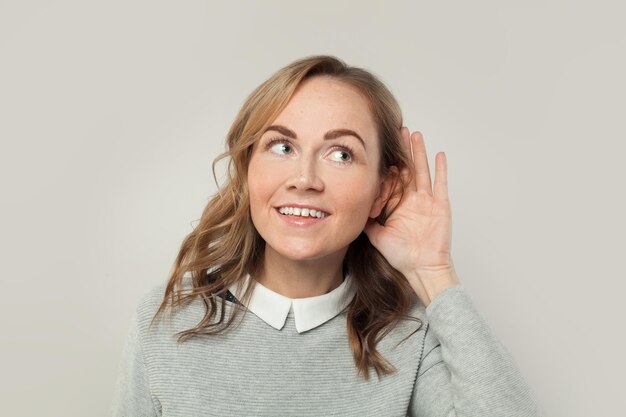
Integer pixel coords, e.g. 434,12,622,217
135,274,197,312
133,276,233,334
131,281,170,330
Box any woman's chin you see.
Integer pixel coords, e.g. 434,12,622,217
267,242,336,263
276,249,327,262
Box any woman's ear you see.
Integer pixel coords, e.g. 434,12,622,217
369,166,400,218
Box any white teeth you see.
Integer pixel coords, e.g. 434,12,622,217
278,206,329,218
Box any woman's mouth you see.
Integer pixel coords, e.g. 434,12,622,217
274,206,330,226
277,206,329,218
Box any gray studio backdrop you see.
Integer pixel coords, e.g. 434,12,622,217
1,1,624,416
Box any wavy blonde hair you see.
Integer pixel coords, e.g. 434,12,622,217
151,55,422,381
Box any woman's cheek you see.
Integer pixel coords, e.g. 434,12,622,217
331,176,378,216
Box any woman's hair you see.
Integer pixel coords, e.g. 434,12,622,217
151,55,423,381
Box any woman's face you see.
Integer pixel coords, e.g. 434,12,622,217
247,76,393,262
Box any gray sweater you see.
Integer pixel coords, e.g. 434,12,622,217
110,283,541,416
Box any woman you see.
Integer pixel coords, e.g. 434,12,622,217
111,55,540,416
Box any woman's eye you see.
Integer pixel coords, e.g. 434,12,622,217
329,149,352,163
269,141,293,155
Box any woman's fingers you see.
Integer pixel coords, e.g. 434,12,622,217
411,131,433,197
434,152,449,201
400,127,417,192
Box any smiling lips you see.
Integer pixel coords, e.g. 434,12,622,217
277,206,329,218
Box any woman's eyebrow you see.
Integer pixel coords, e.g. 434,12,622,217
264,125,366,149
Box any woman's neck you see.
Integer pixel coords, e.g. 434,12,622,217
253,245,347,298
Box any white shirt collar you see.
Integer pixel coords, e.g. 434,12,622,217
228,273,356,333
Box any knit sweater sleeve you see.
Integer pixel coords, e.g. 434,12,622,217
408,285,542,417
110,305,161,417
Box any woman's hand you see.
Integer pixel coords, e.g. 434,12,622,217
364,127,461,307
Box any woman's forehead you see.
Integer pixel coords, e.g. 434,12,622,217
267,77,377,140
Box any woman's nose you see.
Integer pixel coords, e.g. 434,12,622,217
285,157,324,192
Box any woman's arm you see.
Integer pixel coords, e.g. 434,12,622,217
110,307,161,417
409,285,542,417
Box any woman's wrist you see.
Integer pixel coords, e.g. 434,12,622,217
404,266,461,307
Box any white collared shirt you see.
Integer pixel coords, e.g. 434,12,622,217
228,273,356,333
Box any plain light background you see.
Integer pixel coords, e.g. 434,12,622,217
1,1,624,416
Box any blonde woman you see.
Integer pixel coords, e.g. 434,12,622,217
111,55,540,416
